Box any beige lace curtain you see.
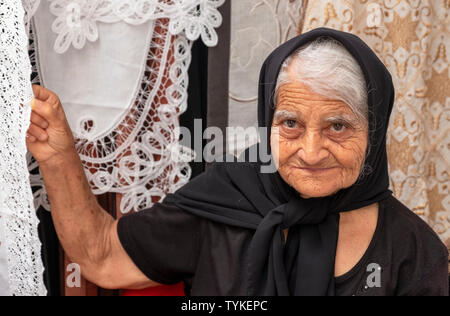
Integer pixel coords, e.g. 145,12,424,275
299,0,449,246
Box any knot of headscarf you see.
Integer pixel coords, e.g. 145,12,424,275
247,192,339,295
163,27,395,296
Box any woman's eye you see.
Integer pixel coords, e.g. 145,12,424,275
283,120,298,129
331,123,346,132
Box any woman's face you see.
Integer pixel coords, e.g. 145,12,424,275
271,81,368,199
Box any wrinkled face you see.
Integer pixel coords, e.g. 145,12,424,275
271,81,368,199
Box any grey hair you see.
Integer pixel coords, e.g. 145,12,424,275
275,36,368,128
274,36,373,180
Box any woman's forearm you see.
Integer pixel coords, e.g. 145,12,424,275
39,149,115,269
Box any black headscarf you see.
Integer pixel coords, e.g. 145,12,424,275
164,27,395,296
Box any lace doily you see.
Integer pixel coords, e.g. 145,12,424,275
26,0,223,54
0,0,46,296
25,0,224,213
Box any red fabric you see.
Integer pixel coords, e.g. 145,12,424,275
121,283,185,296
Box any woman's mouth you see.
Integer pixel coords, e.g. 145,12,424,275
294,167,337,174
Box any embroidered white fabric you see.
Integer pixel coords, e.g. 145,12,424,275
25,0,224,213
0,0,46,296
27,0,223,54
22,0,40,35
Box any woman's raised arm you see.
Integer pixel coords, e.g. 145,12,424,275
26,85,160,290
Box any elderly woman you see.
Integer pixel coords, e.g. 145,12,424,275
26,28,448,296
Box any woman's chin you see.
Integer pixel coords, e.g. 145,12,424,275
280,169,348,198
299,192,333,199
296,184,340,199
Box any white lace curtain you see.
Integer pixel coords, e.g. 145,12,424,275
0,0,46,296
26,0,225,214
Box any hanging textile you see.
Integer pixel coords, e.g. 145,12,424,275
25,0,225,214
0,0,46,296
227,0,305,156
299,0,449,247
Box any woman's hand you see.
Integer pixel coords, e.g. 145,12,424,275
26,85,77,165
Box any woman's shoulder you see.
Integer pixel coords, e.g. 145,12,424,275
376,195,449,295
379,195,448,258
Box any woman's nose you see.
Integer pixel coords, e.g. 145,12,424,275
296,130,329,166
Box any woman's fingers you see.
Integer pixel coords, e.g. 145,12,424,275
27,122,48,142
26,133,37,143
31,98,62,126
31,85,65,127
28,102,49,143
32,84,54,103
27,85,76,164
30,111,49,129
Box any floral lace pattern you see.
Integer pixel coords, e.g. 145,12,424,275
0,0,46,296
44,0,224,54
26,0,223,214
